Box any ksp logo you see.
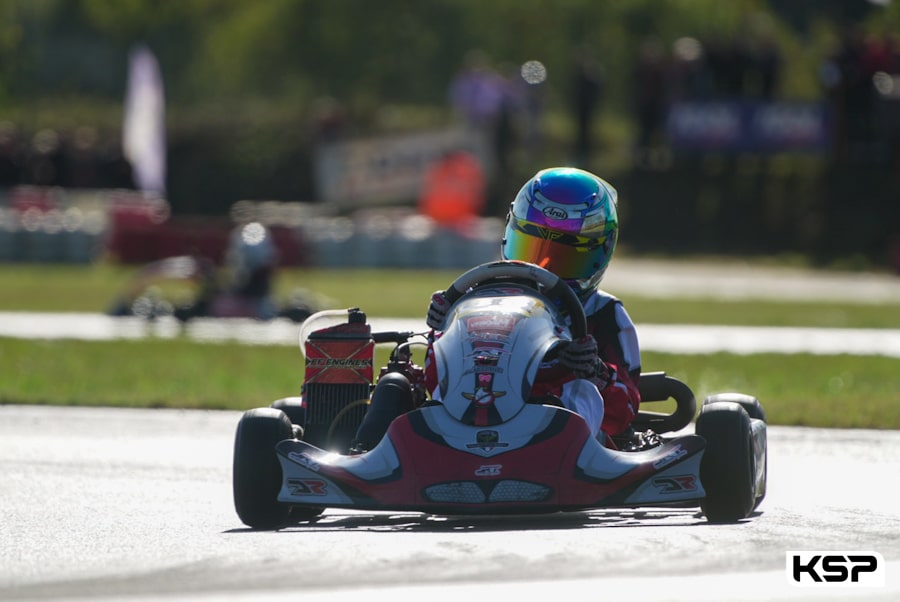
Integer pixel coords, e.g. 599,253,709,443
786,551,884,587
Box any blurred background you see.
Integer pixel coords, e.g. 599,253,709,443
1,0,899,272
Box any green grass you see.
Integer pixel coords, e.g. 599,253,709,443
1,336,898,429
1,263,899,429
3,264,899,328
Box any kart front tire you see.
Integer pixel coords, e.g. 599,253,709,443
696,401,757,523
233,408,294,530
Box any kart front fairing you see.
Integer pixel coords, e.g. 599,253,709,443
275,283,707,514
430,284,566,425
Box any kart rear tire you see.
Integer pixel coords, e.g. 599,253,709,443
271,397,306,427
703,393,766,422
696,401,756,523
233,408,294,530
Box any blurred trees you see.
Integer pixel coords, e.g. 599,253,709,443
7,0,896,112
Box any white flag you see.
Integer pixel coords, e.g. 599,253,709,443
123,44,167,195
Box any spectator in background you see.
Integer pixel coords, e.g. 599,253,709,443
25,129,64,187
449,50,507,131
572,46,605,167
752,36,783,100
670,37,710,101
705,36,751,97
516,60,547,160
0,121,23,187
632,37,669,159
448,50,513,217
63,126,101,189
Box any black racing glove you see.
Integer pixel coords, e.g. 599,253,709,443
559,335,615,387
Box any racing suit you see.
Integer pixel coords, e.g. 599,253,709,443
424,288,641,441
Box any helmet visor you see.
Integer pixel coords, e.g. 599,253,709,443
504,218,614,282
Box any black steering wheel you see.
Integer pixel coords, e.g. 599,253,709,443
442,260,587,340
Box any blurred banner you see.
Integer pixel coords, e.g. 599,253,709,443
667,101,831,153
123,44,167,195
314,128,489,207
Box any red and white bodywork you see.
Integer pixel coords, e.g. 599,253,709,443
276,282,707,514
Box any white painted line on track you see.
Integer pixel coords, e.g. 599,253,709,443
1,312,899,357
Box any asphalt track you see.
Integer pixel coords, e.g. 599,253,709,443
1,405,898,602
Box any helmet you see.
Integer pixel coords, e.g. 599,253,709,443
501,167,618,299
229,221,275,272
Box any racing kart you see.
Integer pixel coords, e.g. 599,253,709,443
106,255,317,323
232,261,767,529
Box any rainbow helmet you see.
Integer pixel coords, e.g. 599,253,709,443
501,167,618,299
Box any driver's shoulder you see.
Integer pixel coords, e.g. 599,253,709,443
583,288,621,315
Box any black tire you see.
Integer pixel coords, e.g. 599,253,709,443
233,408,294,530
271,397,306,427
696,401,757,523
703,393,766,422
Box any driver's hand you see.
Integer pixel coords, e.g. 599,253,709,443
426,290,450,330
560,335,604,381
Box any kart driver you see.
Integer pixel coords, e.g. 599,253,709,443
352,167,646,452
429,167,643,448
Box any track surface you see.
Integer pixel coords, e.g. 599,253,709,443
1,405,898,602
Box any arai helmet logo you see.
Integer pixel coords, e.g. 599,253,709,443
542,206,568,219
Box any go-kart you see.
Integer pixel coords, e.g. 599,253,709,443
232,260,767,529
106,255,317,323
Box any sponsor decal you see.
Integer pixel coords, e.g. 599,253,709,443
652,445,687,469
466,429,510,451
465,315,518,333
787,552,884,587
306,358,372,368
463,372,506,406
542,206,569,220
651,475,697,493
463,365,504,376
537,227,564,241
287,451,321,472
287,478,328,496
475,464,503,477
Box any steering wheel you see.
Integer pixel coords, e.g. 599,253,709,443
442,260,587,340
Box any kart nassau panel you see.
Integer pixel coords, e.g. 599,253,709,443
432,288,565,426
277,404,706,514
